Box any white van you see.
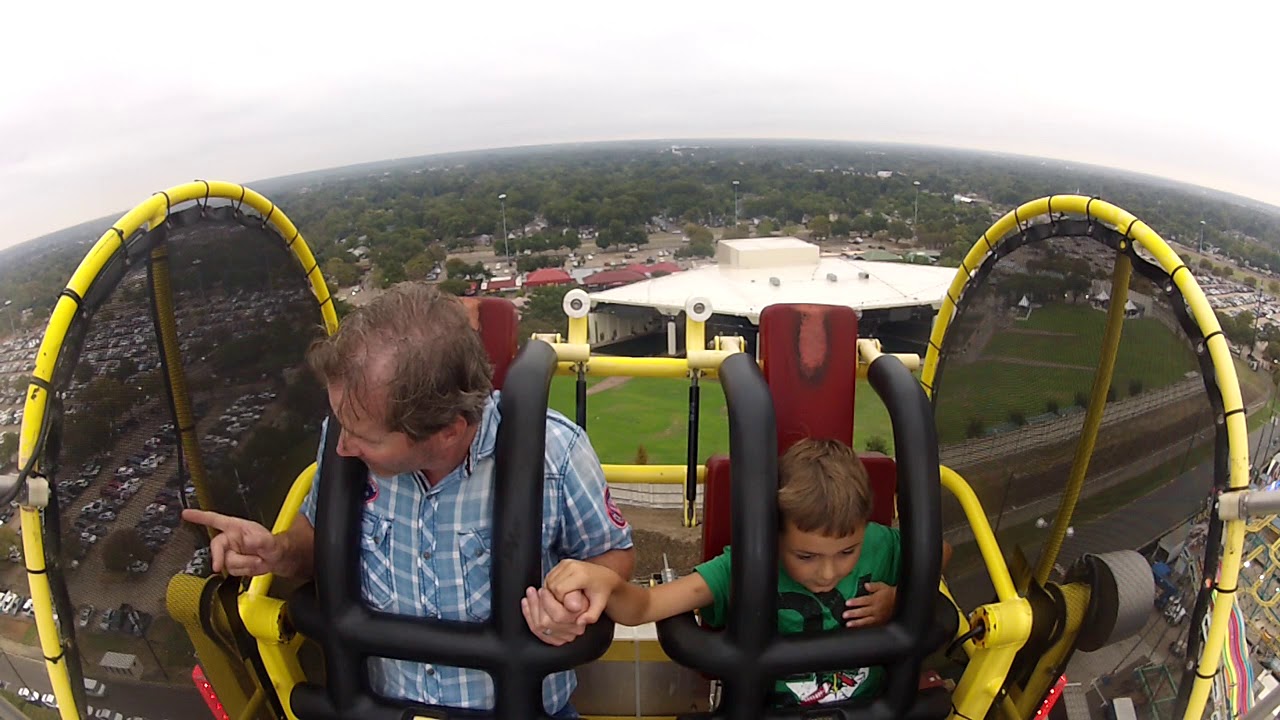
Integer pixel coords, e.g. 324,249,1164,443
83,677,106,697
1109,697,1137,720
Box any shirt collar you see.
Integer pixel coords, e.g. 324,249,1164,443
469,390,502,464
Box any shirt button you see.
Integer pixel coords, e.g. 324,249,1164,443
422,551,431,560
426,666,436,676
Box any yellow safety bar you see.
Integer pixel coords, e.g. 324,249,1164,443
921,196,1248,720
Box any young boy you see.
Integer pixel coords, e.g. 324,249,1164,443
526,438,952,708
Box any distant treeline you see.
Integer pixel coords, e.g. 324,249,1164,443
4,142,1278,323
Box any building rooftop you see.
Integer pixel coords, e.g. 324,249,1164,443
590,253,958,323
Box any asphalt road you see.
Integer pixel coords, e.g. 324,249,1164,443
0,650,207,719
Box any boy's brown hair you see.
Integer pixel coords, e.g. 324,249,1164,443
777,438,873,537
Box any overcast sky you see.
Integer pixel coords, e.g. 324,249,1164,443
2,1,1277,251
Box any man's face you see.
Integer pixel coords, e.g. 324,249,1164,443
778,520,866,594
327,381,435,477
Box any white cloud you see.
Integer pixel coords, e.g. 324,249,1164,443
1,0,1277,249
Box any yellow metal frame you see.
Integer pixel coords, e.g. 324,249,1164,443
15,181,336,720
922,195,1249,720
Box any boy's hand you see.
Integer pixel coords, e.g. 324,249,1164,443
843,582,896,628
522,560,621,646
545,559,621,624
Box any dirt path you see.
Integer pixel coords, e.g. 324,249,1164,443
1005,328,1075,337
585,375,632,396
985,355,1095,371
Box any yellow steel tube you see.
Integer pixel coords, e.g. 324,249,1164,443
1033,252,1131,584
19,508,80,719
568,315,588,345
555,357,708,379
940,466,1017,602
1014,582,1091,718
686,316,706,355
248,463,316,598
949,597,1034,720
149,245,217,522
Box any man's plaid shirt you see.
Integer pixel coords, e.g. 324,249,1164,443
301,392,633,713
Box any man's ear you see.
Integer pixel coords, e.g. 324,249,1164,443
438,414,471,445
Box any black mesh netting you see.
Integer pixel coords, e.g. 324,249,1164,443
31,217,328,716
930,235,1257,608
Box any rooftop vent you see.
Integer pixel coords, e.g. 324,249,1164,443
769,277,781,287
858,271,871,280
826,273,839,283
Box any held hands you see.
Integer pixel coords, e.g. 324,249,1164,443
843,582,896,628
181,508,285,577
523,559,621,646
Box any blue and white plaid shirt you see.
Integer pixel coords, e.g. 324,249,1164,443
300,391,633,713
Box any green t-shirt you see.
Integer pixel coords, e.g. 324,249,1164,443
693,523,902,707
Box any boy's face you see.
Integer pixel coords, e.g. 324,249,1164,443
779,520,866,594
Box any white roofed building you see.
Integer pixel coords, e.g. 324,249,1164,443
586,237,956,357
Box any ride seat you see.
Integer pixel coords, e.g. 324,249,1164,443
701,303,896,562
695,303,956,714
460,296,520,389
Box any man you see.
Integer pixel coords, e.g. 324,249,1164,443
183,283,634,717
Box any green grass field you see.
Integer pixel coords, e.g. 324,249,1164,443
935,303,1199,442
547,375,897,464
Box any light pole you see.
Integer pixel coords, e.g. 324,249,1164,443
0,300,13,336
498,193,509,267
1253,286,1265,350
1199,220,1206,254
732,180,740,227
913,181,921,242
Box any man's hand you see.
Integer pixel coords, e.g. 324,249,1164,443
521,586,590,647
842,582,897,628
182,509,286,577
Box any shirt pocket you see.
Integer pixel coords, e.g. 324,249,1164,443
458,529,493,622
359,513,395,611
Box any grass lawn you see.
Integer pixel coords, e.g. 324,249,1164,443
935,304,1200,443
547,375,898,464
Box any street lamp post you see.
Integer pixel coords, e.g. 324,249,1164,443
498,194,510,267
732,180,740,227
0,300,14,336
1253,287,1265,349
1199,220,1206,254
913,181,921,242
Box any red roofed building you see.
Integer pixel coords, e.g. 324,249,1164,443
482,276,520,294
523,268,573,288
629,262,681,277
583,269,647,290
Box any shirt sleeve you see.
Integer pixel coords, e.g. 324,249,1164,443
693,548,732,628
298,417,328,526
555,423,634,560
878,524,902,586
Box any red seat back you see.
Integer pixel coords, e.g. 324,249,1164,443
701,303,897,561
460,297,519,389
759,303,859,454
